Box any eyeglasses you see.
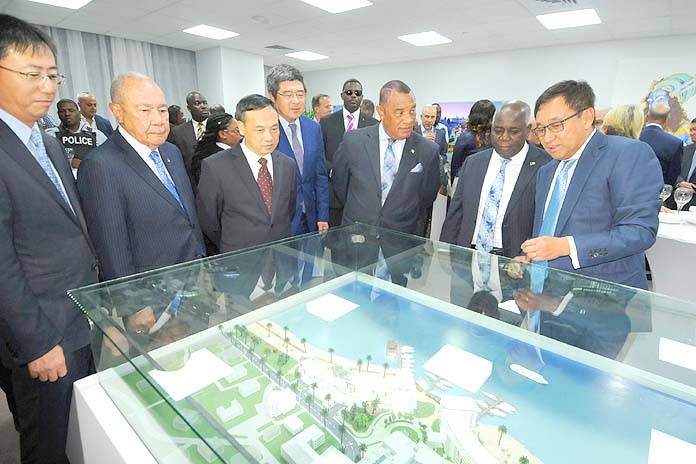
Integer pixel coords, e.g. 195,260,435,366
0,64,65,85
342,89,362,97
277,90,306,99
222,128,241,135
532,107,589,138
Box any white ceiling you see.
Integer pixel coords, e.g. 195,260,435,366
2,0,695,71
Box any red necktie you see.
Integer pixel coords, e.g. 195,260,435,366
258,158,273,214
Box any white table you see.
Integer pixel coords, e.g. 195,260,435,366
646,218,696,301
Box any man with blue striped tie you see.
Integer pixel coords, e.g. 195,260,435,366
520,80,662,289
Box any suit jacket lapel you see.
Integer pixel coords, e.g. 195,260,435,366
113,132,187,213
465,152,491,235
366,126,381,191
504,148,537,219
390,133,420,192
232,146,270,219
555,132,604,234
160,145,196,223
270,151,285,222
358,112,369,129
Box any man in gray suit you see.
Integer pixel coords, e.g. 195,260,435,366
332,80,441,234
441,100,551,258
676,117,696,210
196,94,296,253
0,15,98,463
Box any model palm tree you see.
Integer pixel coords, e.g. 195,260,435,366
519,456,530,464
328,347,335,363
359,442,367,458
382,362,389,377
366,355,372,371
284,325,289,339
301,337,307,352
284,336,290,353
321,406,329,427
498,425,508,446
266,322,272,336
338,423,346,444
310,382,318,404
324,393,332,407
357,359,363,372
294,369,302,386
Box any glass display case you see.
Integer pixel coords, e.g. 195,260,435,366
68,224,696,464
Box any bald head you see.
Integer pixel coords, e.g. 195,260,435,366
647,102,670,126
491,100,532,157
420,104,438,131
109,73,169,150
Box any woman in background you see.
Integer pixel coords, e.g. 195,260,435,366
601,104,644,139
191,113,242,189
451,99,496,182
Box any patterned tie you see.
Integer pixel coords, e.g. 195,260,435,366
530,159,577,293
29,127,74,214
149,150,185,210
346,113,355,131
258,158,273,214
195,122,204,141
289,122,304,175
476,157,511,252
381,139,397,206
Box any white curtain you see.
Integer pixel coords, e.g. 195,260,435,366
36,25,198,125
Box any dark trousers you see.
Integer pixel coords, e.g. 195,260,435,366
329,207,343,228
0,361,19,430
10,345,93,464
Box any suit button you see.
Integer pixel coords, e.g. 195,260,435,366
196,254,203,259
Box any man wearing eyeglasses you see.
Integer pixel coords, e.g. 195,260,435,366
0,14,99,463
520,80,662,289
320,78,378,227
268,64,329,235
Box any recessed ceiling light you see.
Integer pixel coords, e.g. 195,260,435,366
397,31,452,47
536,8,602,30
183,24,239,41
26,0,92,9
300,0,372,14
285,51,328,61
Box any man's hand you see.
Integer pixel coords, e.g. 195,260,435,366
317,221,329,232
513,288,563,313
678,182,696,190
127,306,155,334
521,237,570,261
104,326,129,356
28,345,67,382
506,256,529,279
71,159,81,169
425,132,436,142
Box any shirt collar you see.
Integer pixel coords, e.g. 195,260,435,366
491,142,529,165
241,139,272,159
343,107,360,121
0,107,35,145
645,123,663,129
278,114,298,133
378,122,407,151
118,126,159,158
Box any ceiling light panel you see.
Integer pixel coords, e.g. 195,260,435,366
398,31,452,47
299,0,372,14
285,51,328,61
26,0,92,8
183,24,239,40
536,8,602,30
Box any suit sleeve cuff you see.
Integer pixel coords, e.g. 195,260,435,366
567,236,580,269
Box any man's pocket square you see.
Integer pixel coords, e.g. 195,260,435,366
410,163,423,173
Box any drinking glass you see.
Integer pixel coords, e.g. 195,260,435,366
674,187,693,216
659,184,673,203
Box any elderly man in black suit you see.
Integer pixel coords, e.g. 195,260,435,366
78,72,205,331
320,78,378,226
441,100,551,258
0,15,99,463
332,80,440,234
639,102,683,186
168,90,209,180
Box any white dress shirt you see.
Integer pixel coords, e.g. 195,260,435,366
343,107,361,131
542,129,596,269
216,142,231,150
279,115,303,152
472,143,530,248
240,140,273,181
118,126,175,185
192,119,207,140
378,123,406,180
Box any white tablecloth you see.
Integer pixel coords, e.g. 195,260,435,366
646,219,696,301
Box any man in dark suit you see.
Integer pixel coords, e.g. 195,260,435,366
639,102,683,186
676,120,696,209
267,64,328,235
78,72,205,331
320,78,378,226
168,90,209,180
441,100,551,258
77,91,114,137
0,15,98,463
332,80,441,235
197,94,296,253
521,80,662,289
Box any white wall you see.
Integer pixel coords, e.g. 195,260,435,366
196,47,266,115
302,34,696,115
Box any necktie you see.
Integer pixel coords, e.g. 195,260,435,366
149,150,185,210
346,113,355,131
289,122,304,175
381,139,397,206
195,122,204,141
29,127,74,214
476,157,511,252
258,158,273,214
530,159,577,293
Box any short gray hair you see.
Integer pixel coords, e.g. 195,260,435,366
312,94,329,110
110,72,151,102
76,91,94,101
379,80,412,106
266,64,305,97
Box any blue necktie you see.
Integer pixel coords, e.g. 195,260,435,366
29,127,74,214
530,159,577,293
381,140,397,205
289,122,304,175
149,150,185,210
476,157,511,252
